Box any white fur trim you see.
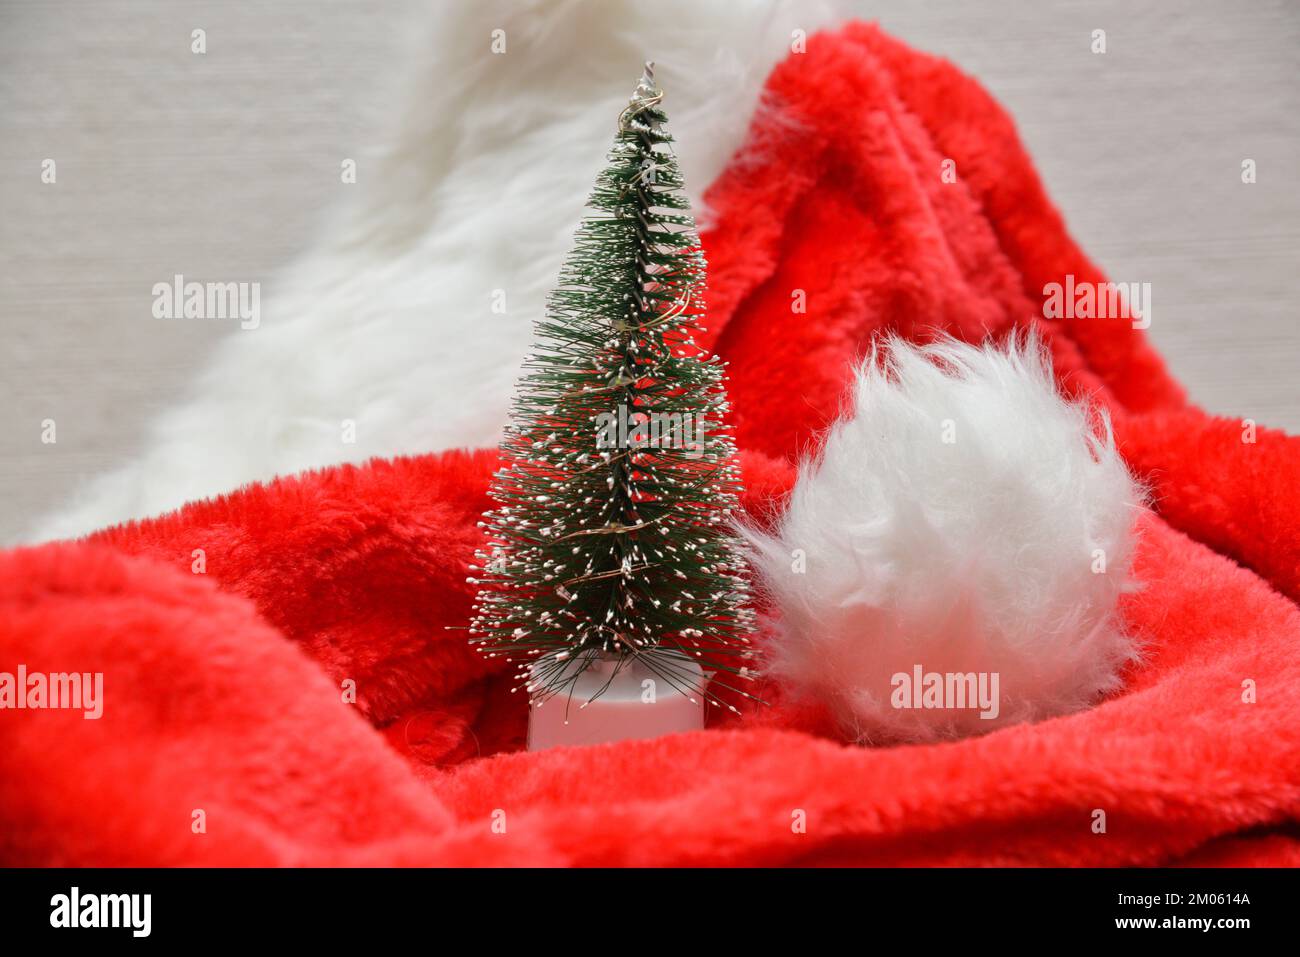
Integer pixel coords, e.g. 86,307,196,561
28,0,842,543
746,335,1143,743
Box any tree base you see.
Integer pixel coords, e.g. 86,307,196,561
527,649,708,751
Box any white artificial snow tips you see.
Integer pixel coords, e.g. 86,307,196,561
468,61,757,721
746,335,1144,744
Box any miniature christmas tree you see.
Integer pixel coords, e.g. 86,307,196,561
468,62,757,717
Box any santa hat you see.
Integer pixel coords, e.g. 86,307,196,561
3,15,1298,866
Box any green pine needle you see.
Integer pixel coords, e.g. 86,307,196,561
467,63,759,710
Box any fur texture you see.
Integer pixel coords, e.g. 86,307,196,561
4,453,1300,866
747,336,1143,743
4,22,1299,866
27,0,841,544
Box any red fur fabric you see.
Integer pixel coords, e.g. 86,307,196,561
3,23,1298,866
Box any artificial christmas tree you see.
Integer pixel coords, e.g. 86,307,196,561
468,63,757,748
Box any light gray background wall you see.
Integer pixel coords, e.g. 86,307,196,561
2,0,1297,544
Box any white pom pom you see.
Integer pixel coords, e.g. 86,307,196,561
747,334,1143,744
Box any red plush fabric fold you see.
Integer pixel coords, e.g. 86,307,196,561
2,22,1297,866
